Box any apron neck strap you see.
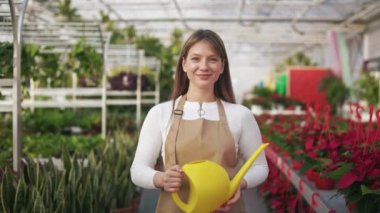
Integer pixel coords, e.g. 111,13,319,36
165,95,186,166
173,94,187,115
216,98,228,125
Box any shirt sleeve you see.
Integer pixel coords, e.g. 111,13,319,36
130,105,163,189
239,106,269,188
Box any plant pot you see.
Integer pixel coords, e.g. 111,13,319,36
131,196,141,211
314,175,335,190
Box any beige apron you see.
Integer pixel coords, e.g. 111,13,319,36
156,95,245,213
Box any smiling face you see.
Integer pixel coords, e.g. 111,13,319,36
171,29,235,103
182,40,224,91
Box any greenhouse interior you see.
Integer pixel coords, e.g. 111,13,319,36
1,0,380,212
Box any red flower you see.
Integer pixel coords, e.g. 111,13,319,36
337,172,358,189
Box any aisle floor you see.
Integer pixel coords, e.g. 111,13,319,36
138,187,269,213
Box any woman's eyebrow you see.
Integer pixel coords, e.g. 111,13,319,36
188,53,219,57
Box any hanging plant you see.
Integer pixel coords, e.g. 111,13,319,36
33,50,61,87
67,39,103,87
355,72,379,105
0,42,13,78
319,74,349,115
56,0,81,21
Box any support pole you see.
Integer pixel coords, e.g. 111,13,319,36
155,60,161,104
9,0,28,173
136,50,144,128
99,27,111,139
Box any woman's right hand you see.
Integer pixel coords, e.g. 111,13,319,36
154,165,183,192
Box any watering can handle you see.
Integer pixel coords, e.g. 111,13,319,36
172,192,188,212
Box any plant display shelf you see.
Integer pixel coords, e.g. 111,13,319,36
105,44,161,126
1,13,160,172
265,147,349,213
0,45,160,124
0,88,156,108
251,105,305,116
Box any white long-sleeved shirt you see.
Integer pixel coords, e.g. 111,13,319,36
131,98,269,189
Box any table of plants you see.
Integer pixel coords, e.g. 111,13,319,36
249,98,380,213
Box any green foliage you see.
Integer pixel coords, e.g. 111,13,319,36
22,109,100,134
325,163,353,181
252,86,275,98
99,14,137,45
107,110,138,136
0,133,104,165
98,15,183,101
22,134,104,158
30,50,61,87
0,42,13,78
0,114,12,168
21,43,40,81
273,52,317,74
66,39,103,87
1,40,104,88
135,35,164,58
319,75,349,114
247,86,304,109
0,131,137,212
56,0,81,21
0,42,42,83
355,73,379,105
160,29,183,101
136,34,178,101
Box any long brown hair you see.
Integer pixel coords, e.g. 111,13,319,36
171,29,236,103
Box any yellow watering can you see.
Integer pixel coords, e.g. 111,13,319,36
172,143,269,213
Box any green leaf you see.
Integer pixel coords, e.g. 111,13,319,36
355,194,379,213
32,190,45,213
13,176,27,212
325,163,353,181
0,167,16,213
53,174,65,211
361,185,380,196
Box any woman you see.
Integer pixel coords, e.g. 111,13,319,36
131,29,269,212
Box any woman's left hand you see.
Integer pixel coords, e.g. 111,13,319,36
214,180,247,212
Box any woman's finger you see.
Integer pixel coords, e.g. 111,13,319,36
162,165,184,192
226,186,242,205
214,204,232,212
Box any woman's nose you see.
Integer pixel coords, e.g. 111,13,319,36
199,59,208,69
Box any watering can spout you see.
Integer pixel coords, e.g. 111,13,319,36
229,143,269,198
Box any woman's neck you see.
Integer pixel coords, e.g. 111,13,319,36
186,89,216,103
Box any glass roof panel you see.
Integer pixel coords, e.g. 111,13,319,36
1,0,379,92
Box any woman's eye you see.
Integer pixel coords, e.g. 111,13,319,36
191,58,200,61
210,58,219,62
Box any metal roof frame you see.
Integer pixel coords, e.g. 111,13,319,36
23,0,379,68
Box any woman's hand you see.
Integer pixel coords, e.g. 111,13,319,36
214,180,247,212
154,165,183,192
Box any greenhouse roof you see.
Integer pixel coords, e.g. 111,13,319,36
27,0,380,64
2,0,380,68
